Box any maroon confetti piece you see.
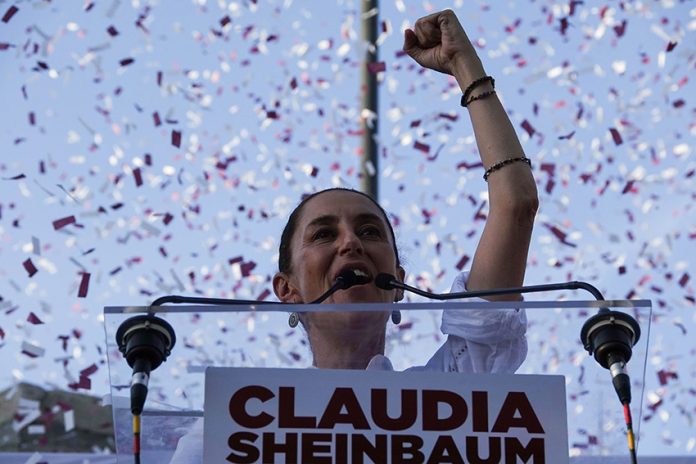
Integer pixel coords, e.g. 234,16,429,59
23,258,38,277
612,20,627,38
609,128,623,145
52,215,76,230
153,112,161,126
666,41,677,52
413,141,430,154
119,57,134,66
0,327,4,340
2,5,18,23
80,364,98,377
26,312,43,325
455,255,470,271
678,273,690,287
256,289,271,301
621,180,636,194
0,43,11,50
107,25,119,36
543,223,577,247
28,112,35,125
367,61,386,74
672,99,685,108
438,113,458,122
133,167,143,187
77,272,90,298
157,71,163,86
171,130,181,147
521,120,536,137
163,212,174,225
4,173,26,180
68,376,91,390
266,110,279,120
240,261,256,277
657,370,678,386
220,15,231,27
559,17,569,36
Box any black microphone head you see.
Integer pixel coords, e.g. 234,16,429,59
375,273,397,290
335,269,370,289
116,315,176,370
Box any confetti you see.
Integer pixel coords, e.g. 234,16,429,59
52,216,76,230
23,258,38,277
77,272,90,298
172,130,181,148
1,5,18,23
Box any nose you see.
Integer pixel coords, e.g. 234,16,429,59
337,228,364,256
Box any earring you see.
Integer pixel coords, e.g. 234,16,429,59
391,310,401,325
288,312,299,328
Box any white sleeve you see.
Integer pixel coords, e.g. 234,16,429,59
168,418,203,464
413,271,528,374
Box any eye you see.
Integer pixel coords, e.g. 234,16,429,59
311,228,335,241
359,225,382,238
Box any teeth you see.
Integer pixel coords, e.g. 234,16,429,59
352,269,368,277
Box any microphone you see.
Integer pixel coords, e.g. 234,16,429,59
310,269,371,304
115,315,176,415
374,273,641,407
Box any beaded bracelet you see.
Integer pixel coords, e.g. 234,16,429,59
460,75,495,107
463,89,497,107
483,157,532,181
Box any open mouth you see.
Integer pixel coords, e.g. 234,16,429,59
334,266,372,285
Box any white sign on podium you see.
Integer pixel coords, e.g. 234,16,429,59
204,367,568,463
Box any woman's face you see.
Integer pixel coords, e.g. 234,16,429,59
274,190,404,305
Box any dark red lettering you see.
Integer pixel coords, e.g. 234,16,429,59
261,432,298,464
317,388,370,429
492,392,544,434
471,391,489,433
279,387,317,429
301,433,332,464
422,390,468,431
426,435,464,464
351,434,387,464
465,436,501,464
371,388,417,431
229,386,274,428
391,434,425,464
226,432,259,463
504,437,545,463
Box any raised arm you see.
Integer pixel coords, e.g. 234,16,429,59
403,9,538,299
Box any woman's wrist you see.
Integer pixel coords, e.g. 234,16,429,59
451,53,487,92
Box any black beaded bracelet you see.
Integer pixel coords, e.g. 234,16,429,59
463,89,497,107
461,75,495,107
483,157,532,181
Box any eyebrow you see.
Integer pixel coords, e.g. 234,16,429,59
305,213,386,230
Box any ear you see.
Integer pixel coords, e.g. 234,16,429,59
394,266,406,302
273,272,302,303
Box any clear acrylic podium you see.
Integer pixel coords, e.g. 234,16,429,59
103,299,651,463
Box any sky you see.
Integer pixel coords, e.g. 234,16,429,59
0,0,694,457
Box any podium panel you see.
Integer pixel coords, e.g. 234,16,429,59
104,300,650,463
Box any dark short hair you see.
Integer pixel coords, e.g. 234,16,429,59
278,188,400,273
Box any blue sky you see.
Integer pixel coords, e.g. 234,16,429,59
1,0,694,456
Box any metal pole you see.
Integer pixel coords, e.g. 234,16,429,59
360,0,379,200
